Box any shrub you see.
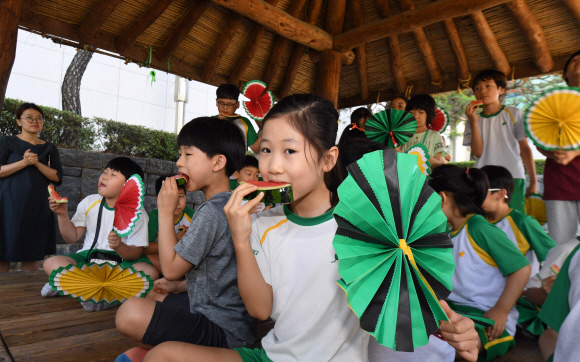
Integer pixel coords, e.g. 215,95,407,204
448,159,546,175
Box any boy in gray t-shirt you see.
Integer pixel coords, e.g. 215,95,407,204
115,117,256,352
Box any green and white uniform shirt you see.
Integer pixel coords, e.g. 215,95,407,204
448,214,530,336
401,129,447,158
212,114,258,149
148,207,195,242
251,205,368,362
487,209,556,278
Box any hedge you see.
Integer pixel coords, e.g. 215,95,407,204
1,98,179,162
449,159,546,175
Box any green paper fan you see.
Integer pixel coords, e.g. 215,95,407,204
407,144,432,176
516,296,546,336
333,149,454,352
365,109,417,148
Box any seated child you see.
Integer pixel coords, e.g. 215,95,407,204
429,165,531,361
42,157,158,311
232,155,268,216
115,117,256,353
214,83,259,153
481,165,556,277
400,94,447,168
338,125,367,149
350,107,373,131
390,95,408,111
145,175,195,273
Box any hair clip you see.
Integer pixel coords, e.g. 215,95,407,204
351,123,362,131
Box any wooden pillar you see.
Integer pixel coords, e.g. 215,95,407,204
316,0,346,107
0,0,21,112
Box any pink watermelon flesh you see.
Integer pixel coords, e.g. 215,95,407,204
113,178,142,231
244,83,273,119
243,180,291,190
47,185,68,204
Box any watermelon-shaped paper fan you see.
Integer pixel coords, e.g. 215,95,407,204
48,263,153,305
429,106,449,133
242,80,274,122
407,144,432,176
333,149,454,351
113,174,145,237
524,87,580,151
365,109,417,148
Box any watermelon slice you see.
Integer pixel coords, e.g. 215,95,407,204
241,180,294,204
470,100,483,108
242,80,274,122
47,185,68,204
113,174,145,237
428,105,449,133
172,174,190,186
177,225,189,232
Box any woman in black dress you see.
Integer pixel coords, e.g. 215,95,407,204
0,103,63,271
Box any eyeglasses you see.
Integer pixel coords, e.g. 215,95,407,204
217,101,237,109
20,116,44,123
488,188,508,199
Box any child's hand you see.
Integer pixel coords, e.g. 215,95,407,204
153,278,186,294
176,228,187,241
439,300,479,362
224,182,263,247
48,196,68,215
525,181,537,197
484,306,508,340
552,150,580,166
108,230,122,250
465,102,480,122
217,113,226,120
541,275,557,295
157,177,179,216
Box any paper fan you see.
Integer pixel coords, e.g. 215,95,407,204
333,149,454,351
525,194,547,226
524,87,580,151
113,174,145,237
428,106,449,133
407,144,432,176
365,109,417,148
48,263,153,305
242,80,274,122
516,296,546,336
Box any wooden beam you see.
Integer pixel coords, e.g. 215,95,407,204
563,0,580,25
115,0,174,54
155,0,209,63
228,0,279,85
308,49,354,65
375,0,406,94
351,0,369,100
18,0,44,18
506,0,554,73
210,0,333,51
78,0,123,43
1,0,22,113
201,12,243,83
334,0,512,52
470,11,511,75
442,18,470,81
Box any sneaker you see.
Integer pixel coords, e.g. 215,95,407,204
40,282,59,297
80,301,118,312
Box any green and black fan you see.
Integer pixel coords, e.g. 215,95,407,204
333,149,454,351
516,296,546,336
365,109,417,148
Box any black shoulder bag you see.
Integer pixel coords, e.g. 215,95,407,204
86,197,123,265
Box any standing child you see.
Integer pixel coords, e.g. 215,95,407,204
400,94,447,168
390,95,408,111
350,107,373,131
42,157,158,311
141,94,481,362
429,165,531,361
463,69,537,213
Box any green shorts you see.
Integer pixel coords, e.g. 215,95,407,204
65,249,152,268
510,179,526,214
234,348,272,362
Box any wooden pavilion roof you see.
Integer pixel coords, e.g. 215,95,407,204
17,0,580,108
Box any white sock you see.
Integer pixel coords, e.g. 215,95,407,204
41,282,60,297
80,301,118,312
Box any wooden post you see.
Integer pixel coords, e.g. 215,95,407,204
0,0,21,112
351,0,369,101
375,0,406,94
470,11,511,76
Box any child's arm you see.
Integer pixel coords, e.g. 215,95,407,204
224,183,273,320
484,264,531,340
429,152,443,168
48,197,85,243
465,103,483,157
143,242,158,255
519,139,537,195
537,147,580,166
108,231,144,260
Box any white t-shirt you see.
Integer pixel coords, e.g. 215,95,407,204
251,205,369,362
71,194,149,252
527,238,579,289
368,335,454,362
553,250,580,362
463,106,527,179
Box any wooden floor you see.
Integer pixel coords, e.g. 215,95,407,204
0,271,543,362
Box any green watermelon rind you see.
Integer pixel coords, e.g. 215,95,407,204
173,174,189,186
113,174,145,238
48,185,69,203
242,80,274,122
240,181,294,204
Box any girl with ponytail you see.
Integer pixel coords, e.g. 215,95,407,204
429,165,531,361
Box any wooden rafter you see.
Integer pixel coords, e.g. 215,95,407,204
115,0,174,53
374,0,406,94
18,0,45,18
334,0,512,52
228,0,279,85
155,0,210,63
351,0,369,100
506,0,554,73
398,0,442,85
209,0,333,51
78,0,123,43
442,18,470,81
1,0,21,112
201,11,243,83
470,11,511,75
563,0,580,25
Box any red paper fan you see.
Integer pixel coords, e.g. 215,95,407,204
242,80,274,122
113,174,145,237
428,106,449,133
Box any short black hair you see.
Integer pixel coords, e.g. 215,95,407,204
16,103,44,131
405,94,436,125
104,157,145,181
338,126,367,149
390,95,409,105
216,84,240,101
350,107,372,127
339,140,386,179
563,50,580,85
155,175,186,196
472,69,507,94
481,165,514,203
238,155,259,172
177,117,245,177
